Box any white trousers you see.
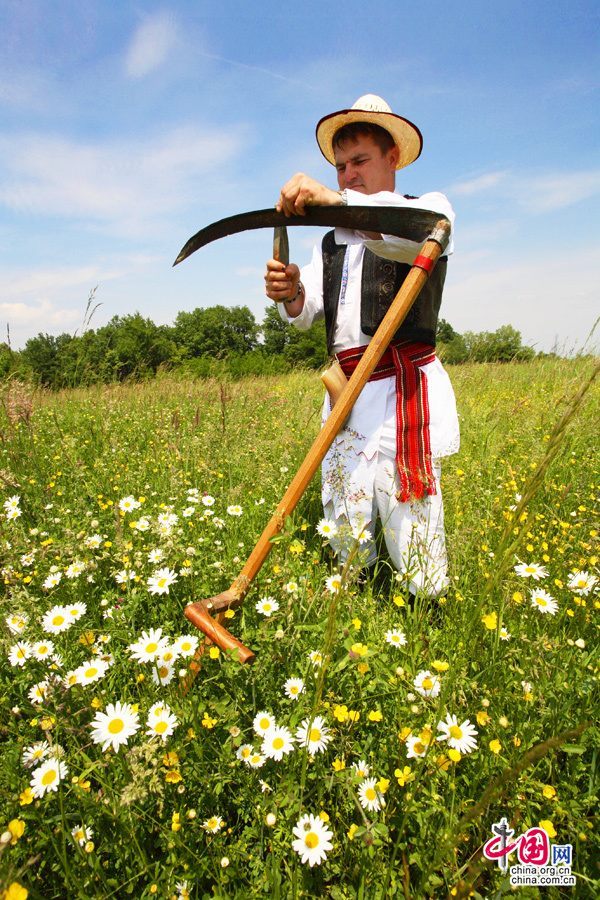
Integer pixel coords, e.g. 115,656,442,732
323,451,448,598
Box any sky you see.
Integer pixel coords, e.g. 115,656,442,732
0,0,598,353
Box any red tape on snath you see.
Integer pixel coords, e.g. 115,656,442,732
413,254,435,274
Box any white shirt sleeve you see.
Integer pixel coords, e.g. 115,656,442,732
277,242,325,331
340,188,455,263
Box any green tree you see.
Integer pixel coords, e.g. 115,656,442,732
173,306,258,358
21,333,74,388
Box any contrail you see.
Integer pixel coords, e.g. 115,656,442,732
196,50,318,91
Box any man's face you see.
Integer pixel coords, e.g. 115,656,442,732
333,133,398,194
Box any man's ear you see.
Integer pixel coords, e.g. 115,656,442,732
388,145,400,170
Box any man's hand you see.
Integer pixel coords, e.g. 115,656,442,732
277,173,342,216
265,259,300,303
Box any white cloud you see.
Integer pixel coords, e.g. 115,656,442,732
517,170,600,213
125,11,179,78
447,170,508,196
0,125,244,237
448,167,600,213
443,245,600,352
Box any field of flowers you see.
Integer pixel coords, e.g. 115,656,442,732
0,357,598,899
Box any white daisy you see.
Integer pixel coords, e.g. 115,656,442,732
20,552,35,567
65,561,86,579
292,814,333,867
43,572,63,590
65,602,87,622
385,628,407,648
296,716,331,754
118,496,141,513
283,580,299,594
71,825,93,847
115,569,136,585
28,681,49,704
146,709,178,742
405,734,429,759
147,567,178,596
567,570,598,595
284,678,305,700
325,573,343,594
173,634,199,658
253,711,276,736
151,662,175,685
147,548,164,564
90,700,140,752
84,534,103,549
352,525,372,545
30,757,68,797
201,495,215,507
4,495,21,516
413,670,441,698
41,606,72,634
499,627,511,641
316,518,338,538
236,744,253,763
255,596,279,617
157,644,180,666
514,561,548,580
352,759,370,779
358,778,385,812
437,713,478,754
8,641,32,667
128,628,169,663
22,741,50,768
74,659,110,686
248,751,266,769
226,505,243,517
261,726,295,761
530,589,558,615
308,649,323,668
202,816,225,833
133,516,150,532
6,612,28,634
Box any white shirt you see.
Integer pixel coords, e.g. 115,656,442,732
279,189,460,514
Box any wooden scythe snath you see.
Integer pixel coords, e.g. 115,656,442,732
173,205,451,684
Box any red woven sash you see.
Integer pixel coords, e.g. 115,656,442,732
336,341,436,502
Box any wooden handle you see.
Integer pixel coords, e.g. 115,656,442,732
184,603,255,663
321,360,349,409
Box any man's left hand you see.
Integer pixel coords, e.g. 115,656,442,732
277,173,342,216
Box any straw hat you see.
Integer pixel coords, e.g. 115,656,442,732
315,94,423,171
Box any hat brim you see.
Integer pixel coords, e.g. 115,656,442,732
316,108,423,171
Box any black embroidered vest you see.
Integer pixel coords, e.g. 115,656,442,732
321,229,447,356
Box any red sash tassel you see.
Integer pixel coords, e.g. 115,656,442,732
336,340,436,502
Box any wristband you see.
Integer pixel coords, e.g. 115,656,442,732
284,281,304,304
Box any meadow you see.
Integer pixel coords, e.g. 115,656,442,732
0,357,598,899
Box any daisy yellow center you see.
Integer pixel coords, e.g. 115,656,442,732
157,578,167,588
42,769,57,786
207,818,217,829
181,642,191,651
365,787,376,801
241,748,250,758
449,725,463,740
108,718,124,734
69,609,78,616
577,579,586,587
74,829,84,840
272,737,284,750
525,566,536,573
414,741,425,755
163,652,174,661
536,597,547,607
155,721,168,733
290,686,298,694
39,645,48,654
158,666,168,677
17,648,26,659
52,615,65,626
263,603,272,611
392,636,400,643
309,728,321,742
259,718,270,730
305,832,319,848
85,668,98,678
422,677,433,690
146,642,157,653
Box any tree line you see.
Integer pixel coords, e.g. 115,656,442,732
0,304,539,390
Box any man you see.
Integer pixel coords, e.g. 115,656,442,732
264,95,459,598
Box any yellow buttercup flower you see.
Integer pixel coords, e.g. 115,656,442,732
489,739,502,754
332,758,346,772
481,612,497,630
539,819,557,839
432,660,449,672
208,647,220,659
368,710,383,722
542,785,556,799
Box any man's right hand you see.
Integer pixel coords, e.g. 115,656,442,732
265,259,300,302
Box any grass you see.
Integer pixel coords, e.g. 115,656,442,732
0,357,598,899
